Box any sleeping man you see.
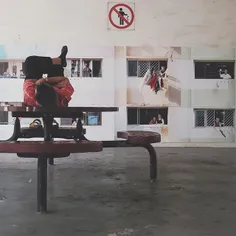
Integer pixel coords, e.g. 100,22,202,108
23,46,74,107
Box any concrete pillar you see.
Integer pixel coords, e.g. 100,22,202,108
114,46,127,137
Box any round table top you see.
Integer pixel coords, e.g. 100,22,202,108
0,105,118,118
0,106,118,112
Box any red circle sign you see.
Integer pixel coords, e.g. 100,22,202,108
108,3,135,29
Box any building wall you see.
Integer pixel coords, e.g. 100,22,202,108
0,0,235,143
124,47,236,142
0,46,235,142
1,0,236,47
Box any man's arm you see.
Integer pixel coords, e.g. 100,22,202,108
46,77,68,84
35,77,68,86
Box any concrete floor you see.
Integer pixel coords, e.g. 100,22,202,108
0,147,236,236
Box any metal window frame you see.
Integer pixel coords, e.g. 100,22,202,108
127,107,168,125
81,58,103,78
127,107,139,125
137,60,161,78
85,112,102,126
70,59,80,78
0,111,8,125
68,58,103,78
127,59,163,78
0,62,9,75
222,109,235,127
126,60,138,77
137,109,140,124
195,109,235,128
206,109,215,127
194,60,235,79
194,109,206,127
60,112,102,127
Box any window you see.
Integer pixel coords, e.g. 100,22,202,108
83,112,102,125
127,61,137,77
82,59,102,78
127,107,168,125
61,112,102,126
194,109,234,127
67,59,102,78
127,60,167,77
12,65,17,75
71,60,80,77
0,111,8,124
0,62,9,77
0,61,25,79
61,118,73,126
194,61,235,79
20,62,25,78
127,108,138,125
195,110,205,127
22,62,25,71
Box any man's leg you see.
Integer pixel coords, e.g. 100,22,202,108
24,56,44,80
48,65,64,77
24,46,68,79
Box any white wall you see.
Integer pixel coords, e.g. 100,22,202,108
0,79,23,101
0,0,236,143
114,47,128,137
167,107,192,142
1,0,236,47
0,47,235,143
190,48,235,109
191,127,235,143
191,80,235,109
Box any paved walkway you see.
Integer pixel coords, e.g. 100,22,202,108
153,142,236,147
0,147,235,236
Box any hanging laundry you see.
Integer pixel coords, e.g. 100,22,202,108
148,72,158,91
139,69,152,93
140,67,167,95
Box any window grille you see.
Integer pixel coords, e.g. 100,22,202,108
195,109,234,127
127,60,167,77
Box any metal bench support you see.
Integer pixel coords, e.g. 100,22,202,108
102,140,157,182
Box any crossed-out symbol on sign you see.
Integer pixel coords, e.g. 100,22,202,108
108,3,135,29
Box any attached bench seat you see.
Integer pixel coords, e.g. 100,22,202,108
0,140,102,154
117,131,161,145
20,127,86,139
114,130,160,182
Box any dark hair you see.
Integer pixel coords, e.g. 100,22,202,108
35,83,58,107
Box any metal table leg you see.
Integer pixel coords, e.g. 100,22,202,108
37,157,47,212
75,118,88,141
144,144,157,182
49,157,54,165
36,115,53,213
4,117,21,141
44,116,54,166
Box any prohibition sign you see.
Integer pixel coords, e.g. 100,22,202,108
108,3,135,29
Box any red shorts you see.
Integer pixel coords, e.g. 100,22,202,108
23,80,74,107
